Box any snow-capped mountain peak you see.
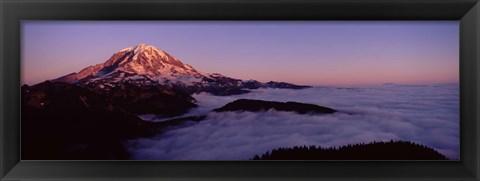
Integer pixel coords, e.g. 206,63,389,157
108,44,202,77
53,44,310,96
55,44,219,86
104,43,196,75
132,43,166,58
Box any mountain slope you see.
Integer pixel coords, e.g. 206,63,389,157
21,81,201,159
21,82,159,159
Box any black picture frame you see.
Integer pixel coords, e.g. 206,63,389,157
1,0,479,180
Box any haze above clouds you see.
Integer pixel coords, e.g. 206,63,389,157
127,84,459,160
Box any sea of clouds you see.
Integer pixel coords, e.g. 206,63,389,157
127,84,459,160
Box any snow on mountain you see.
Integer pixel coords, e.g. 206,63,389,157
54,43,309,95
56,44,226,86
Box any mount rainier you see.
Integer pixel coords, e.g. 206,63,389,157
54,43,310,96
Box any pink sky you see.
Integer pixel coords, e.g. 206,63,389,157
22,21,459,86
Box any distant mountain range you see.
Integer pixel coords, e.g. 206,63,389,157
53,43,310,96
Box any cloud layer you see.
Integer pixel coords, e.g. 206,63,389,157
127,84,459,160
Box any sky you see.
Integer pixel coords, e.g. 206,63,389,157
21,21,459,86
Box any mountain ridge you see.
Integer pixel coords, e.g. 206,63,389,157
53,43,310,96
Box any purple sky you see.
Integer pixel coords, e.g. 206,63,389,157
22,21,459,86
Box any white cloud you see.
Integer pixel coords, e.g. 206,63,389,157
127,84,459,160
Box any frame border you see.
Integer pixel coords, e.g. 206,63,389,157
1,0,479,180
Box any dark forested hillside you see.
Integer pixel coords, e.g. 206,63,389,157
213,99,337,114
252,140,448,160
